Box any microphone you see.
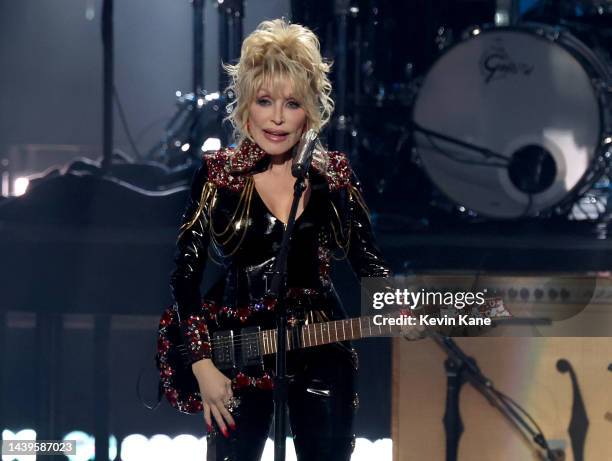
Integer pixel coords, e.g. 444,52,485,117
291,129,319,179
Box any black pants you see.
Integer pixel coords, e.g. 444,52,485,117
206,344,357,461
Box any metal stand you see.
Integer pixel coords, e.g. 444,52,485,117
217,0,244,96
149,0,244,165
495,0,521,26
432,333,565,461
193,0,205,96
267,176,308,461
36,313,61,459
442,357,466,460
152,0,210,166
101,0,114,172
333,0,349,152
94,316,111,461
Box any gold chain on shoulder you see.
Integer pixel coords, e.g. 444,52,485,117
177,181,217,240
329,185,371,260
349,185,372,223
209,176,254,256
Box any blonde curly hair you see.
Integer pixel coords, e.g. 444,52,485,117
223,18,334,147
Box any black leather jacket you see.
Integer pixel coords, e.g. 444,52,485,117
170,139,390,364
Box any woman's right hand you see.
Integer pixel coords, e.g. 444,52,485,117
191,359,236,438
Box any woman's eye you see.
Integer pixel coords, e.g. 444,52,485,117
287,101,301,109
256,98,271,106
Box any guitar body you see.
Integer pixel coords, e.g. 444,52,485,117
156,301,278,414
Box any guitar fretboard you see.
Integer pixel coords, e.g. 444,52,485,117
257,315,403,356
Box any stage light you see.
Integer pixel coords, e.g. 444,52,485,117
120,434,148,461
63,431,93,461
261,438,297,461
202,138,221,152
61,431,117,461
148,435,175,461
13,177,29,196
121,434,206,461
172,435,205,461
2,429,36,461
181,143,191,152
2,429,392,460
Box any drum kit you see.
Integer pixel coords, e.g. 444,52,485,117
383,0,612,222
152,0,612,224
412,21,612,219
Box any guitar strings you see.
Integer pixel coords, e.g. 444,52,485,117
205,299,503,348
209,317,368,344
208,317,377,348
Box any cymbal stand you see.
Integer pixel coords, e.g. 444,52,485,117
217,0,244,92
150,0,218,167
101,0,114,172
495,0,521,26
333,0,364,165
333,0,350,153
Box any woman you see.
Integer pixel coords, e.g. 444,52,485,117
169,18,390,461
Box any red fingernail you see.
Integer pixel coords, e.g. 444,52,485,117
207,424,213,433
221,427,229,438
229,423,236,431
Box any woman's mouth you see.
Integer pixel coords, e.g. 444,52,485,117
263,129,289,142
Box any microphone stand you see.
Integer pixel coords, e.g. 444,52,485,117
267,174,308,461
430,333,565,461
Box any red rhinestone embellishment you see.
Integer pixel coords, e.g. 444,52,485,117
233,372,251,390
237,306,251,323
255,373,274,391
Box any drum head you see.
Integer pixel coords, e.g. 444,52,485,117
413,26,605,218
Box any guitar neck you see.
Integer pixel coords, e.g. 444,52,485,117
257,315,402,355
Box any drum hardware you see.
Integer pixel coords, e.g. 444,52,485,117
495,0,520,26
216,0,244,92
412,122,510,168
147,90,230,167
435,26,455,51
147,0,244,167
332,0,354,153
568,177,610,221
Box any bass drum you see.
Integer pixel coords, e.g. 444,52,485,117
412,24,612,219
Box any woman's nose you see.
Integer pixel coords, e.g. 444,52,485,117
272,104,284,125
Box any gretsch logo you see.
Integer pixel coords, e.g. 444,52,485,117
480,44,534,84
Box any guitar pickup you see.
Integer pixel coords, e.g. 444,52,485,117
240,326,264,369
212,330,235,371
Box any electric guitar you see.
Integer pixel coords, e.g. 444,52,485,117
156,298,505,414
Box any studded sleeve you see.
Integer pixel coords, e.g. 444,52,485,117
170,160,216,364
